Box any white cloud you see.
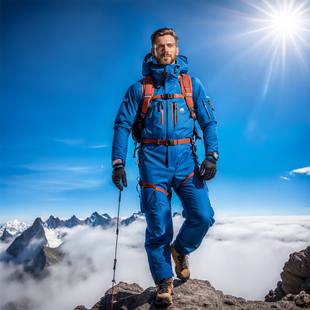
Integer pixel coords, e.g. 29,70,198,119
89,145,109,148
1,215,310,309
280,176,289,180
54,139,85,147
290,166,310,176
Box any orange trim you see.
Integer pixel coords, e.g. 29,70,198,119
175,102,178,124
179,170,200,187
139,181,171,196
161,102,164,126
142,138,192,146
171,102,173,127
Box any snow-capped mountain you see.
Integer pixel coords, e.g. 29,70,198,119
1,211,145,274
6,218,47,263
44,212,112,229
120,212,144,226
0,220,29,241
45,215,83,229
84,211,111,227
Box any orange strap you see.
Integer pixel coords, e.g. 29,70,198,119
142,138,192,146
141,75,155,115
180,74,194,109
139,181,171,196
179,170,200,187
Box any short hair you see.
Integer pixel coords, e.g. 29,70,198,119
150,28,178,47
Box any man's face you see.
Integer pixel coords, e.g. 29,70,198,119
151,35,179,65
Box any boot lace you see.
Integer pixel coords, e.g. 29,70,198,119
157,278,172,294
177,254,189,270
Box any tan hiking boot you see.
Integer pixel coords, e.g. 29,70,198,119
155,277,173,306
170,242,190,281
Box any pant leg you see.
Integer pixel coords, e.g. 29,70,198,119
139,144,174,284
173,173,215,256
140,187,174,284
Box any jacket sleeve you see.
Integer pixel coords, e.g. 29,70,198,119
192,77,218,155
112,83,142,164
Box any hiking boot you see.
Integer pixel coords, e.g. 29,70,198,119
155,277,173,306
170,242,190,281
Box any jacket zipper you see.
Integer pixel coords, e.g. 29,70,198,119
175,102,178,124
161,102,164,126
203,101,211,119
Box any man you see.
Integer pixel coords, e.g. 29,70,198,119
112,28,218,306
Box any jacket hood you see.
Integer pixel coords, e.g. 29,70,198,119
142,53,189,77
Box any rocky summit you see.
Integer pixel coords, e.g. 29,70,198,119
74,279,300,310
266,246,310,305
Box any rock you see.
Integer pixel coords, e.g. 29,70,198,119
76,279,300,310
302,278,310,294
266,246,310,303
281,247,310,295
265,281,286,302
294,291,310,308
282,270,306,294
283,249,310,279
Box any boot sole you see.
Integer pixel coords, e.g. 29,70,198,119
154,297,172,306
175,268,190,282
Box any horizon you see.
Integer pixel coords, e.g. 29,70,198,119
1,0,310,223
2,212,310,227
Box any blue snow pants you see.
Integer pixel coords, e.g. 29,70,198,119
139,142,215,284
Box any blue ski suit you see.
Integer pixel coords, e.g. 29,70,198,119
112,53,218,284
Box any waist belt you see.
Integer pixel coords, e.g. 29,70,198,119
142,138,192,146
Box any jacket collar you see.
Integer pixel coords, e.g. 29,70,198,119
142,53,189,85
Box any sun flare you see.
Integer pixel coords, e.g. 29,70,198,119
272,10,299,35
239,0,310,96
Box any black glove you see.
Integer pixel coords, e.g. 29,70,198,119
112,160,127,191
199,157,217,181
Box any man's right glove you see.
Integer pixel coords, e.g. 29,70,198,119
112,159,127,191
199,153,218,181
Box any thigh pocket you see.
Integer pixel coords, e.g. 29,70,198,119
140,187,158,213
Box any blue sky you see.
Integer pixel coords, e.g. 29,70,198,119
1,0,310,223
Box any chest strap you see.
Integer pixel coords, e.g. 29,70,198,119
151,94,184,100
142,138,192,146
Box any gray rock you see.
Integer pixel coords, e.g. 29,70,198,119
76,279,300,310
302,278,310,294
283,249,310,279
281,270,306,294
294,291,310,308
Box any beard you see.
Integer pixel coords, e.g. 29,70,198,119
155,52,178,65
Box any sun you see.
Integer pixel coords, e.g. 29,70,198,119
272,9,299,35
238,0,310,96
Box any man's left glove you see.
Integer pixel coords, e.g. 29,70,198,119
112,159,127,191
199,153,218,181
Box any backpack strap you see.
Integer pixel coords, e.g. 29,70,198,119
180,73,196,120
180,73,201,141
141,73,197,121
141,75,155,115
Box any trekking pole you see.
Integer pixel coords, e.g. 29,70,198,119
111,190,122,310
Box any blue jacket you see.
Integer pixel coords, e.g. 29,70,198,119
112,53,218,163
